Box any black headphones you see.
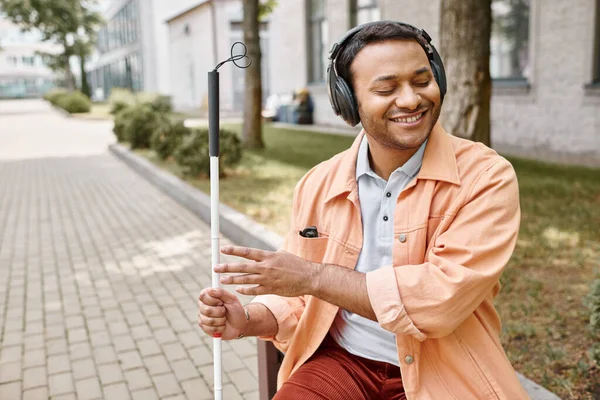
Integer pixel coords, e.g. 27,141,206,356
327,20,447,127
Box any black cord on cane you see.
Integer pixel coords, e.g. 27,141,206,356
213,42,252,71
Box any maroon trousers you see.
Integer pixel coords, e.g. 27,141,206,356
273,334,407,400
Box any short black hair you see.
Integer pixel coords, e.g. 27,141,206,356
336,22,430,89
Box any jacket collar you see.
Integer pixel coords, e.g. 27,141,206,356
325,121,461,203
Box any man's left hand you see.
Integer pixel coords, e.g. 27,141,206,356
214,246,320,297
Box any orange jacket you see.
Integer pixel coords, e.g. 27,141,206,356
253,122,529,400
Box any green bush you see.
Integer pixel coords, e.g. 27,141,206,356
55,91,91,113
113,106,135,142
137,92,172,113
43,88,68,105
122,104,170,149
108,88,136,115
174,128,242,176
151,120,190,160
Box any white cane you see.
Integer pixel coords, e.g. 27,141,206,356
208,42,251,400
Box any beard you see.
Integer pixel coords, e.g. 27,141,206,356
358,101,441,151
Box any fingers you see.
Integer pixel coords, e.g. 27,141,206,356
198,287,240,305
198,322,225,336
214,263,258,274
235,285,267,296
221,245,269,261
220,273,262,285
198,314,226,327
198,288,223,307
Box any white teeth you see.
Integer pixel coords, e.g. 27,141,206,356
392,112,423,123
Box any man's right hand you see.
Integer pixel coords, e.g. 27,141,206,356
197,288,248,341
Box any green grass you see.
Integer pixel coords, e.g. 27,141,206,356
135,123,600,399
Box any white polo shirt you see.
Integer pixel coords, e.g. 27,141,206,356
329,134,428,366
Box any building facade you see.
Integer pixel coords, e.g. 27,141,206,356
165,0,270,112
0,17,60,99
87,0,200,100
265,0,600,165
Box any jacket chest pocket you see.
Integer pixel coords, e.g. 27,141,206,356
392,225,427,266
393,214,445,266
294,235,330,264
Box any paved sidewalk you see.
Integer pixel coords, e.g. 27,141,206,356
0,100,258,400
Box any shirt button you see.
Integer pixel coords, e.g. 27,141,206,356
405,355,414,364
386,192,391,197
383,216,389,221
398,233,407,243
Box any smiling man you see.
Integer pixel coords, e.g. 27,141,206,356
197,21,528,400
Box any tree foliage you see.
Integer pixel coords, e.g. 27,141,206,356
0,0,102,96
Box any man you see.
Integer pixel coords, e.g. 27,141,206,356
198,21,529,399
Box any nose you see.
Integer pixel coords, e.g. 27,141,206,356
394,85,421,111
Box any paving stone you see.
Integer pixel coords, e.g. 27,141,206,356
114,335,137,353
94,345,118,365
171,358,200,381
23,348,46,368
71,358,96,380
0,381,22,399
189,346,213,366
243,390,260,400
228,369,258,393
222,383,244,400
181,378,212,400
23,365,47,390
75,377,102,400
103,382,132,400
124,368,153,391
48,354,71,375
48,372,74,396
118,350,144,370
136,338,162,357
1,345,22,363
23,386,49,400
0,361,22,383
97,363,124,385
163,342,188,362
131,387,159,400
145,354,172,376
152,372,183,398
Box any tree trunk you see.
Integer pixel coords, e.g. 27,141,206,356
64,52,75,91
439,0,492,146
242,0,264,149
79,52,90,98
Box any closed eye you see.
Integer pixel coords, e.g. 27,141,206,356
374,89,395,95
414,80,431,87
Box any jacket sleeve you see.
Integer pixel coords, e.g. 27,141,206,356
366,159,521,340
251,183,306,353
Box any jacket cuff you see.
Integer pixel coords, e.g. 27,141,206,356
366,266,427,341
251,294,303,348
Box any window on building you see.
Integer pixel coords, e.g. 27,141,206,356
22,56,35,66
490,0,530,80
351,0,380,27
7,56,18,66
307,0,328,83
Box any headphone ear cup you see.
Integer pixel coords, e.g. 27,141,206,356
327,64,341,115
428,45,447,101
335,77,361,126
431,61,446,101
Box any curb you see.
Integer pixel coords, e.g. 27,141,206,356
108,143,562,400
